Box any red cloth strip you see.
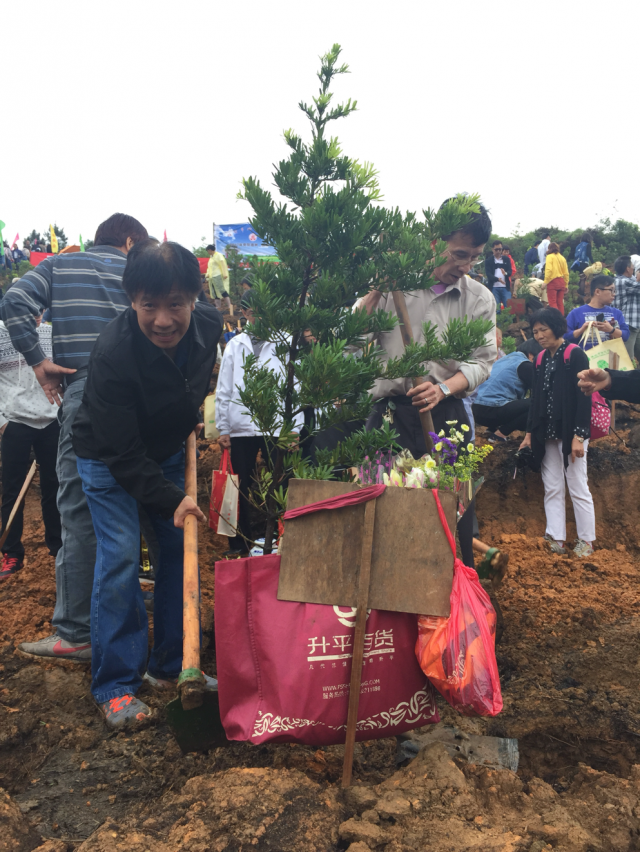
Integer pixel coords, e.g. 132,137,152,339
283,483,385,520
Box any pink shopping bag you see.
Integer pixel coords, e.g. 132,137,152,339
214,554,439,745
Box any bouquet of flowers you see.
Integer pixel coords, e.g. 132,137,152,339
361,421,492,493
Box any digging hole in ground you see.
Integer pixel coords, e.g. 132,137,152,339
517,728,640,788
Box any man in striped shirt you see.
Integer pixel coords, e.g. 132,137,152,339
0,213,148,662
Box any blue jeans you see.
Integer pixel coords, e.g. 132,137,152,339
77,450,185,703
493,286,509,309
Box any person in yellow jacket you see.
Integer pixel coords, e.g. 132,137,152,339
205,244,231,312
544,243,570,315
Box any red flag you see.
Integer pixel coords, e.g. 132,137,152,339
163,230,167,242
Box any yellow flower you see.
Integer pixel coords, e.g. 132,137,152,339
461,424,470,432
438,430,445,437
435,442,443,452
426,459,436,469
467,443,475,453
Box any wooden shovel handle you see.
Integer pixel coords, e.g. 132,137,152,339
0,461,37,550
391,291,434,451
182,432,200,672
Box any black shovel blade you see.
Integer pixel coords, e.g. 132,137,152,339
165,691,229,753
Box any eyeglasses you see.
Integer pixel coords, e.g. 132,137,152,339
444,249,484,267
601,287,616,293
493,247,503,252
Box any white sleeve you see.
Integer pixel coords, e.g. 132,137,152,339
215,344,234,435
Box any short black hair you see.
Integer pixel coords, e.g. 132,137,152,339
241,275,253,288
542,232,550,239
614,255,632,276
530,307,567,339
592,274,613,292
492,240,502,248
122,240,202,300
533,240,540,246
240,288,255,310
94,213,148,248
206,244,216,251
517,338,543,358
503,245,511,253
439,198,492,246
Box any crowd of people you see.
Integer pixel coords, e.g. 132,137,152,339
1,206,639,730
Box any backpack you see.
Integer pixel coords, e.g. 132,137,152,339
535,344,610,440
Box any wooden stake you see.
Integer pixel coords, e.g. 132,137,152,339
391,291,434,451
341,497,377,787
0,461,36,549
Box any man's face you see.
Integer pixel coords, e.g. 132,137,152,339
492,243,503,258
434,233,486,286
131,288,195,351
626,264,635,278
207,249,215,257
596,284,615,306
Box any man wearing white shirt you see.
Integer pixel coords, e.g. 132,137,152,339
538,233,551,268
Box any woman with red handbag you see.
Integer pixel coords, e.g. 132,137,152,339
518,308,596,558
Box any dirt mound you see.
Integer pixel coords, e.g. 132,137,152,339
2,420,640,850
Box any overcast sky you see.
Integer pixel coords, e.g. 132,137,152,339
4,0,638,250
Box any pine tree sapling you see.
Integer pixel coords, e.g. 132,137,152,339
237,45,494,552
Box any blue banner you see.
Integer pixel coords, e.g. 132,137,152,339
215,223,277,257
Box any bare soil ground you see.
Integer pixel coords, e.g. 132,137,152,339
2,406,640,851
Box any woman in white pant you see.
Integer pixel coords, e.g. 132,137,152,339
519,307,596,558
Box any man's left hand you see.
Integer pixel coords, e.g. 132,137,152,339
596,321,614,333
407,381,444,413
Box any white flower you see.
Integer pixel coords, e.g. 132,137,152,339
461,424,470,432
405,468,425,489
445,420,457,425
467,443,475,453
438,430,445,437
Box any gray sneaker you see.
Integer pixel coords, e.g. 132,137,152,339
17,633,92,663
100,694,151,730
573,539,594,558
544,534,567,555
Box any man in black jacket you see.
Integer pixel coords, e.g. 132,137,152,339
73,240,223,729
484,240,511,311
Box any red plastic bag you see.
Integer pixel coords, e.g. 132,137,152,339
208,449,239,536
214,554,440,745
415,490,503,717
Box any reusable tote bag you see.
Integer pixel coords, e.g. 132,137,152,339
579,321,633,372
209,449,239,536
214,554,440,745
203,393,220,441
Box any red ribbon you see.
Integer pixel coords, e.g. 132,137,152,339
283,483,385,520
